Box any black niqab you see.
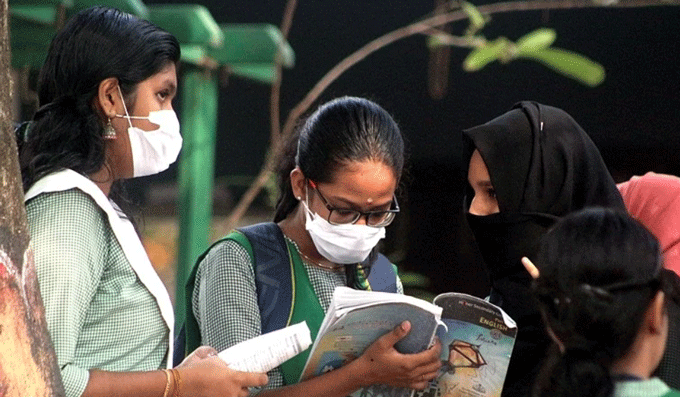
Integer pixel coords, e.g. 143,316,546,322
462,101,625,397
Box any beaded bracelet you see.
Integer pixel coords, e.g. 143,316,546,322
161,369,172,397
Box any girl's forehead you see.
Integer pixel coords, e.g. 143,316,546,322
324,160,397,203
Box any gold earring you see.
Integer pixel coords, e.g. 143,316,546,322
103,118,116,140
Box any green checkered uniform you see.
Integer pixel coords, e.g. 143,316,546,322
191,237,402,394
615,378,680,397
26,189,168,397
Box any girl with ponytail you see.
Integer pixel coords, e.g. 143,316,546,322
188,96,442,396
531,208,680,397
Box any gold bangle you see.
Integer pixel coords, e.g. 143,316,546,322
162,369,172,397
170,368,182,397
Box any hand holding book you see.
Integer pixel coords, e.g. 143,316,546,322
300,287,446,396
351,320,442,390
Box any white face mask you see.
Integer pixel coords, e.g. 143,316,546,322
302,200,386,264
115,85,183,177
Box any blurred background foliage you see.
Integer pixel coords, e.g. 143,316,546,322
8,0,680,304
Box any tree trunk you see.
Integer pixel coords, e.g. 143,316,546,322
0,1,65,395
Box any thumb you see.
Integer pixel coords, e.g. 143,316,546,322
178,345,219,367
377,321,411,349
193,345,219,359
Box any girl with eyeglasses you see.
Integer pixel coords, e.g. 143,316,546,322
185,97,441,396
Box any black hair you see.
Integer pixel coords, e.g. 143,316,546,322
274,96,405,287
18,6,180,193
531,208,666,397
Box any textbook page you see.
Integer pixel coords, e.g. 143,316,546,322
218,321,312,373
414,293,517,397
300,287,444,397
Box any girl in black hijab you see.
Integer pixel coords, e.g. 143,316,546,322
462,101,627,396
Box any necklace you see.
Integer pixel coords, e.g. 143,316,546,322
299,251,345,271
284,236,344,271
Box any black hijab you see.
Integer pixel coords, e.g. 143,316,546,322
463,101,624,216
462,101,625,397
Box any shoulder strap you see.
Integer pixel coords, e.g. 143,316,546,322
237,222,294,334
179,223,293,363
365,253,398,293
179,222,303,376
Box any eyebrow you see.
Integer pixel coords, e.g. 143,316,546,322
163,80,178,96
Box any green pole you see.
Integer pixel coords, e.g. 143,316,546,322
175,66,218,330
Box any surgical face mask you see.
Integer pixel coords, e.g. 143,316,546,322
302,200,386,264
115,85,182,177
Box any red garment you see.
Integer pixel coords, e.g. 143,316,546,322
618,172,680,276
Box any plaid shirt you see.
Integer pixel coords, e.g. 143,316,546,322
27,189,168,397
192,237,402,394
614,378,680,397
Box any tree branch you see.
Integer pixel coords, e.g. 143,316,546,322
224,0,679,231
226,0,298,229
281,0,678,139
269,0,298,142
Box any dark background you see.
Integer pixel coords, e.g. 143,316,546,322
139,1,680,297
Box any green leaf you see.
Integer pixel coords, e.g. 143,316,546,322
461,1,487,31
520,47,605,86
463,37,509,72
516,28,557,55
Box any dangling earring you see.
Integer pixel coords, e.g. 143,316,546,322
103,118,117,140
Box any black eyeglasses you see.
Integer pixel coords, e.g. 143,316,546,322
309,180,399,227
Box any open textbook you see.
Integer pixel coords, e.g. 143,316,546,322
414,293,517,397
300,287,445,397
299,288,517,397
218,321,312,373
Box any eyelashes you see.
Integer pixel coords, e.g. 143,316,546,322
157,90,171,101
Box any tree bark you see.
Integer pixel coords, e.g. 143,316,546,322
0,0,65,395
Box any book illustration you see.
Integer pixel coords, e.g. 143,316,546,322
300,287,444,397
444,340,487,374
414,293,517,397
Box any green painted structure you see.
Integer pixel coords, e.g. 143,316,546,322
8,0,294,329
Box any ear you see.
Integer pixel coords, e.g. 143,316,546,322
648,290,667,335
96,77,122,119
290,167,307,201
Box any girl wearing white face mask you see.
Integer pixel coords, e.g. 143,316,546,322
114,84,183,178
186,96,442,397
19,7,267,397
